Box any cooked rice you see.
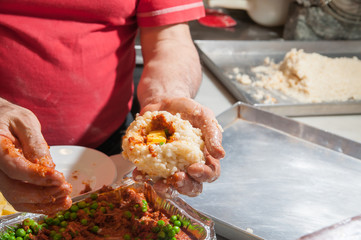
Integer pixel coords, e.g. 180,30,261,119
122,111,205,179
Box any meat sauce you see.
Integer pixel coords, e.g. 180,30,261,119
3,185,196,240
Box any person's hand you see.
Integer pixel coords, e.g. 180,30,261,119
0,99,72,214
133,97,225,197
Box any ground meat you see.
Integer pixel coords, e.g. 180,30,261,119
32,185,195,240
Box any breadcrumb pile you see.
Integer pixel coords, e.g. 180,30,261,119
237,49,361,103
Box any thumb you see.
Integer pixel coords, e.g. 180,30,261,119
11,113,54,168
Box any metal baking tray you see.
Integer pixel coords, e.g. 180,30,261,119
182,102,361,240
0,179,216,240
195,40,361,117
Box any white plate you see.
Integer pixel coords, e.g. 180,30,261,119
50,145,117,197
109,154,135,183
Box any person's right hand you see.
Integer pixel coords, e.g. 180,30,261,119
0,98,72,214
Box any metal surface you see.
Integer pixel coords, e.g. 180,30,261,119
195,40,361,116
182,102,361,240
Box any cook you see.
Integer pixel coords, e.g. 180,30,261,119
0,0,225,214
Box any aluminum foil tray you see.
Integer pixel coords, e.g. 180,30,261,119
182,102,361,240
0,179,216,240
195,40,361,117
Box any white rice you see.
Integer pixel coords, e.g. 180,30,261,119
122,111,205,179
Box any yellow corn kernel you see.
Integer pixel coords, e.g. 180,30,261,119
146,130,167,145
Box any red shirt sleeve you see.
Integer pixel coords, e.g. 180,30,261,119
137,0,205,27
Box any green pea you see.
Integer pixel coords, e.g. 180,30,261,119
134,204,139,209
59,228,66,233
63,211,71,220
23,219,35,227
141,206,147,212
52,218,60,226
56,214,64,222
82,207,90,215
89,209,96,217
100,207,106,213
44,217,53,225
170,215,177,223
173,220,181,227
173,226,180,234
23,235,30,240
157,231,166,239
90,193,98,200
157,220,165,227
41,223,48,230
123,234,131,240
124,211,132,219
60,221,68,228
108,203,114,210
80,219,88,226
70,205,79,212
167,229,176,238
25,229,32,234
165,224,173,232
49,230,57,237
77,201,87,209
15,237,23,240
52,233,62,240
91,226,99,234
2,233,11,239
70,212,77,220
90,202,98,210
170,237,177,240
8,236,16,240
142,199,148,206
15,229,26,238
31,223,39,234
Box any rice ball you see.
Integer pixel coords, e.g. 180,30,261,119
122,111,205,179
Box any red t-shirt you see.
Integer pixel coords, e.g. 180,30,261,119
0,0,204,148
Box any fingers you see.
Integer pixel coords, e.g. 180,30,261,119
132,168,147,182
0,137,66,186
0,170,72,214
168,172,202,197
132,168,202,197
9,108,54,168
187,148,220,183
12,196,72,215
143,97,225,159
0,170,72,204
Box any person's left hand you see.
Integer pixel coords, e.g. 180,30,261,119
133,97,225,197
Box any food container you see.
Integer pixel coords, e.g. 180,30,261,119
0,179,216,240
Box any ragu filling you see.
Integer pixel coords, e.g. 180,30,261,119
0,185,196,240
145,114,176,146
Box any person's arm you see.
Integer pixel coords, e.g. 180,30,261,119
137,23,202,107
136,23,225,197
0,98,72,214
